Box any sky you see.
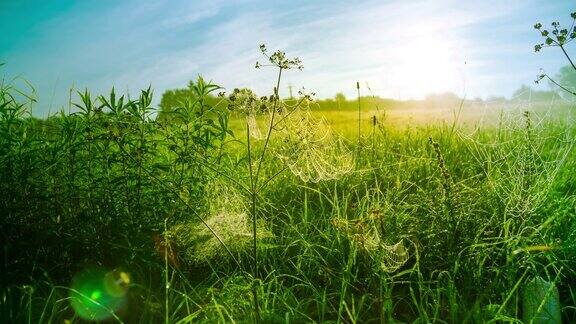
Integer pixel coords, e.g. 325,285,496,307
1,0,574,116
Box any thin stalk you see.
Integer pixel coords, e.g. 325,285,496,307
379,276,384,324
545,74,576,97
559,44,576,71
356,82,361,163
304,188,308,223
68,86,73,115
246,120,260,321
496,268,529,316
254,68,283,183
248,66,283,323
136,122,144,222
164,218,169,324
356,82,362,150
257,165,288,192
371,115,376,161
337,247,357,323
28,286,32,324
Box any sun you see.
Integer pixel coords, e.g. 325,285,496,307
389,35,465,99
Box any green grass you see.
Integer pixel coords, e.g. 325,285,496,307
1,63,576,323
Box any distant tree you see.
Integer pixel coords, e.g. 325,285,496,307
512,84,560,102
425,92,461,102
486,96,507,103
157,79,222,122
424,92,462,108
553,65,576,98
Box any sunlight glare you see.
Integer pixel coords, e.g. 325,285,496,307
389,33,464,99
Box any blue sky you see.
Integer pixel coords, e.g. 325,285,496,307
1,0,574,116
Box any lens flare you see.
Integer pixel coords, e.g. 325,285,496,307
69,268,130,321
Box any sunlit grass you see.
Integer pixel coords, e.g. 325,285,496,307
2,43,576,323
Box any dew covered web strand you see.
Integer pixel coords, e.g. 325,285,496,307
276,108,354,183
332,218,410,273
247,114,262,140
378,240,409,273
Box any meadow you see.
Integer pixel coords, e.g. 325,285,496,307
1,46,576,323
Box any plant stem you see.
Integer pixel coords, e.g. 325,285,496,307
372,115,376,161
357,82,361,142
248,66,283,323
545,74,576,96
559,44,576,71
164,218,169,324
356,82,361,164
246,119,260,322
254,68,283,183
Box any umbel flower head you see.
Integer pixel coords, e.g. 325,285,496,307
276,108,353,183
227,88,261,115
227,88,273,139
256,44,303,70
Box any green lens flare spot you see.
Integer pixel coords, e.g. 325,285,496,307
90,290,102,300
69,268,128,321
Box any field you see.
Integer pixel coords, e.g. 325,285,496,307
1,55,576,323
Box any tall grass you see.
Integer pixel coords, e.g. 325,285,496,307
1,46,576,323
